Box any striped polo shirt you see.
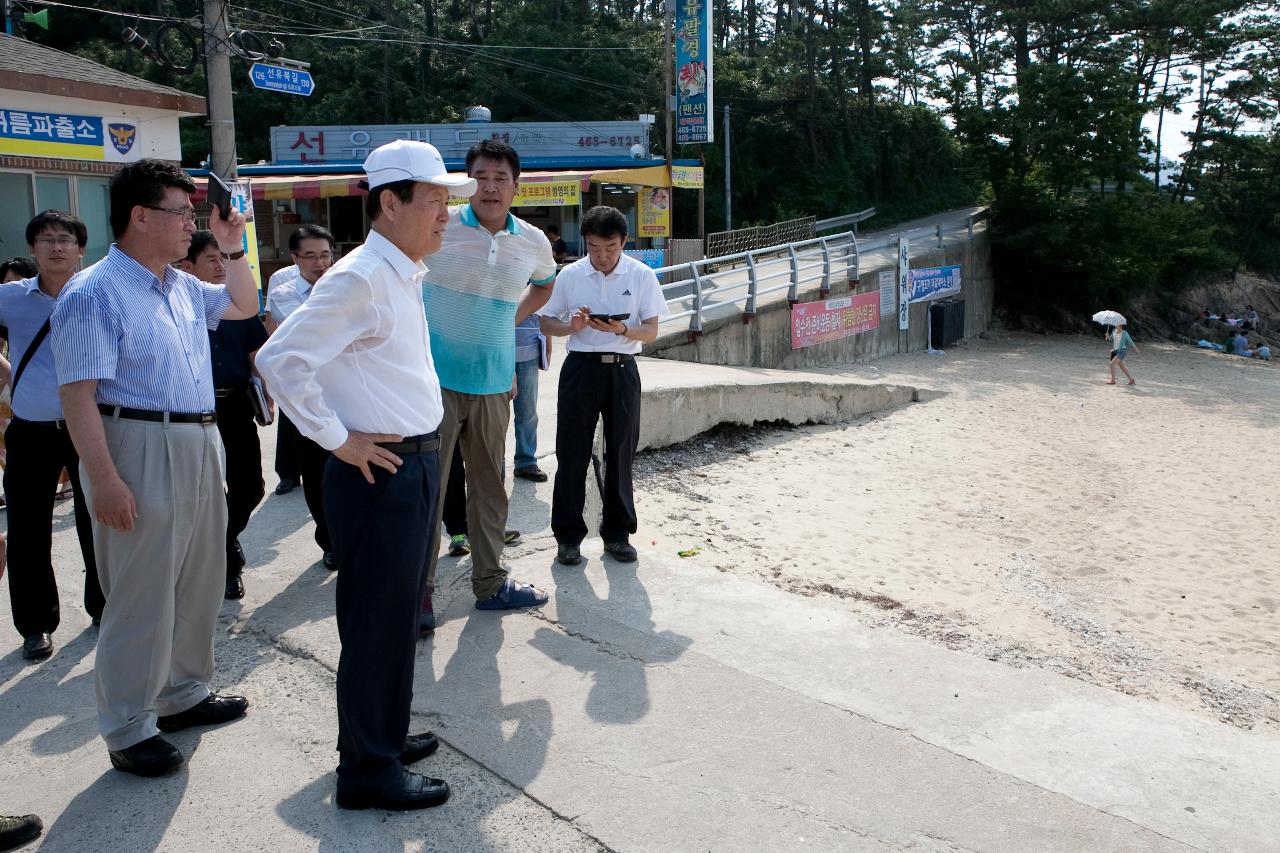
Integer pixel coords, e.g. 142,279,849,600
422,204,556,395
50,245,232,412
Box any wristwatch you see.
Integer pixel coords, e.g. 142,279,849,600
616,323,628,337
220,248,246,260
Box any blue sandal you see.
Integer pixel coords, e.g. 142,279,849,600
475,579,549,611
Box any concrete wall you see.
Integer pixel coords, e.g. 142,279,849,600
648,230,993,369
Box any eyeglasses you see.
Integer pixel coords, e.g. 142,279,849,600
35,236,79,247
142,205,197,224
293,252,334,262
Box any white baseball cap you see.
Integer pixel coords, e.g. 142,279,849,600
362,140,477,196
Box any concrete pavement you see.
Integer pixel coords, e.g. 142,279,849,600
1,356,1275,851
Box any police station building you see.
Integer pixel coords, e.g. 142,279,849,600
0,34,204,264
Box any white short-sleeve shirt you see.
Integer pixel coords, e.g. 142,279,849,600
537,253,667,354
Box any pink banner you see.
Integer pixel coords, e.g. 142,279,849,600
791,292,881,349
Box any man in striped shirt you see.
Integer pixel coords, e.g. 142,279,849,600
420,138,557,620
50,160,262,778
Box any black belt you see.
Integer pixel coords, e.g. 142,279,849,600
11,415,67,430
98,404,217,425
572,351,635,363
377,431,440,455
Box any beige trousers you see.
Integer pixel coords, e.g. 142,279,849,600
425,389,511,601
84,415,227,751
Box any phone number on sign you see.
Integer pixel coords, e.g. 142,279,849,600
578,136,642,148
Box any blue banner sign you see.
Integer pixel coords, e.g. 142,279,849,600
908,265,961,303
675,0,713,144
624,249,666,270
250,63,315,97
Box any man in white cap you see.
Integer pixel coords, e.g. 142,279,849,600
255,140,475,811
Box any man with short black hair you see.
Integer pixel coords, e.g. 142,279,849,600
539,205,668,566
0,257,37,282
0,210,104,660
420,138,557,621
51,159,261,777
178,231,269,600
266,224,337,567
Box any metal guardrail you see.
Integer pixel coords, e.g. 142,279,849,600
705,216,816,258
815,207,877,233
655,208,988,336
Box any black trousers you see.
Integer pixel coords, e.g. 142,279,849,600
215,389,265,578
274,411,303,482
442,441,466,537
3,416,104,636
299,434,332,553
551,352,641,546
325,447,439,789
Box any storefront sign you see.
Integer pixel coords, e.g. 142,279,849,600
513,179,580,207
675,0,714,144
272,121,649,165
0,108,140,162
671,165,704,189
637,186,672,237
625,249,666,270
908,264,961,303
791,292,880,349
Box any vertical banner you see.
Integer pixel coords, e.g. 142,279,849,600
878,269,895,317
230,179,264,300
675,0,714,144
897,237,910,331
638,186,672,237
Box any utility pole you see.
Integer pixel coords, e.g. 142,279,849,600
204,0,237,179
723,104,731,231
663,0,674,175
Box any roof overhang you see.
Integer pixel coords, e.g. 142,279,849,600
0,70,206,116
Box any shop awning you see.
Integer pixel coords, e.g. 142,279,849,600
189,163,676,203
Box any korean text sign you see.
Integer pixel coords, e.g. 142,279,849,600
675,0,714,144
908,265,962,303
0,108,140,162
791,292,880,349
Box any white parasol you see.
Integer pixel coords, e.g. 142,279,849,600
1091,310,1127,326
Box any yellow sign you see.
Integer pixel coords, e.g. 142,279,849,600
230,179,264,293
638,186,672,237
671,165,704,189
513,180,581,207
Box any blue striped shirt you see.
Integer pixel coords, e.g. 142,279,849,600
50,245,232,412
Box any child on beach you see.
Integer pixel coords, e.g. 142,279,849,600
1108,324,1137,385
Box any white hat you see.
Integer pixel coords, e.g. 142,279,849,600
362,140,477,196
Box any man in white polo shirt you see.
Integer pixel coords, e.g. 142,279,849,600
421,138,557,620
538,205,668,566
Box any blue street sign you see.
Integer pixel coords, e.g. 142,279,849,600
249,62,315,97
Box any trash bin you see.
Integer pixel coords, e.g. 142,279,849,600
928,299,966,347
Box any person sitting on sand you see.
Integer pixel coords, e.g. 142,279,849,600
1243,305,1260,331
1252,344,1271,360
1107,324,1137,385
1232,331,1251,356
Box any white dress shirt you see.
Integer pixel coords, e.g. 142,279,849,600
268,264,298,292
265,273,314,325
537,253,668,354
255,230,444,451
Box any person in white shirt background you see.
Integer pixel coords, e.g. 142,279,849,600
538,205,669,567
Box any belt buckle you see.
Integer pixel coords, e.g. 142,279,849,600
54,419,67,430
200,411,215,425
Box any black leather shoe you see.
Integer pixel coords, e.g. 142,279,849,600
556,543,581,566
109,735,183,777
603,540,638,562
335,769,450,811
225,574,245,600
401,731,440,765
274,478,298,495
514,465,548,482
157,693,248,733
21,633,52,660
0,813,43,849
322,551,339,571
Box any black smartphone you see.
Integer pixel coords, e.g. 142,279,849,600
207,173,233,221
588,312,631,321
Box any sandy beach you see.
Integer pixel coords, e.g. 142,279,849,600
634,330,1279,730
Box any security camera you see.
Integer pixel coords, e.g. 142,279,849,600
630,143,646,160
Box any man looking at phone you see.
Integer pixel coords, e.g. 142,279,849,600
538,206,668,566
420,139,557,620
177,230,269,600
51,160,260,777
